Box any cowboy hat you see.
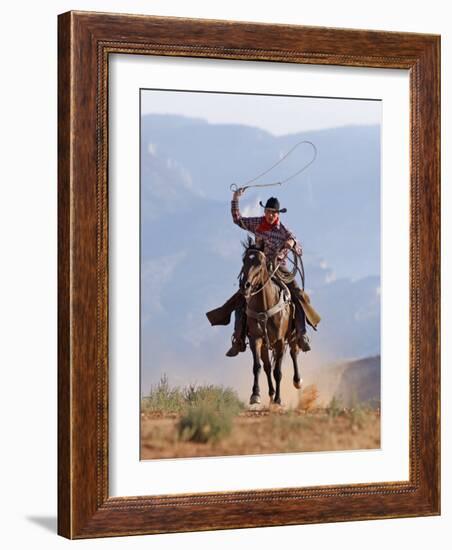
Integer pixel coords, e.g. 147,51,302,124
259,197,287,213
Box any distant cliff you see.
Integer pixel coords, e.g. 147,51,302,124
302,356,380,409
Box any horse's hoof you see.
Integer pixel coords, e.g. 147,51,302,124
250,394,261,405
273,397,282,405
293,378,303,390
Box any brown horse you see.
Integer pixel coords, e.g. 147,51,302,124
241,241,302,405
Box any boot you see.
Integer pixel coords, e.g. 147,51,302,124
293,299,311,352
226,337,247,357
225,304,247,357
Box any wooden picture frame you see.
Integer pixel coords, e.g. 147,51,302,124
58,10,440,539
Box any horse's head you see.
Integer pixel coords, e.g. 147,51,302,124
241,240,267,299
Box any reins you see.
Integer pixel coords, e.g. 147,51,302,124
241,248,304,295
247,258,281,298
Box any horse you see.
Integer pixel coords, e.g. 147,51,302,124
241,240,302,406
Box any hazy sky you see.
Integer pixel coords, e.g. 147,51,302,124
141,89,381,135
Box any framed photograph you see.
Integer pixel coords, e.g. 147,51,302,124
58,11,440,538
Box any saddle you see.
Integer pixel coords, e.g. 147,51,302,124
206,262,321,330
246,285,291,323
271,272,321,330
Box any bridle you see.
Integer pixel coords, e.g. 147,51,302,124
242,250,280,299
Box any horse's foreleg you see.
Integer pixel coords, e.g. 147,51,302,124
273,343,284,405
249,338,263,405
290,341,302,389
261,346,275,399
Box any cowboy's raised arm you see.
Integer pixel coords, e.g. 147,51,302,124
231,189,261,233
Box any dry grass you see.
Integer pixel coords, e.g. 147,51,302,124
141,405,380,459
140,377,380,459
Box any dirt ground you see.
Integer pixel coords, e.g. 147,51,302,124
140,407,380,460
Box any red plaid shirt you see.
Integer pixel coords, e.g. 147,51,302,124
231,198,302,265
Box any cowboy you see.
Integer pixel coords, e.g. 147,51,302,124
206,188,319,356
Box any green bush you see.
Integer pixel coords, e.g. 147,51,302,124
178,402,234,443
177,384,244,444
142,376,245,442
182,384,244,416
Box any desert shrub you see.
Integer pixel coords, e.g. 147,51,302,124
182,384,244,416
177,384,244,443
142,375,245,430
178,402,234,443
141,374,185,414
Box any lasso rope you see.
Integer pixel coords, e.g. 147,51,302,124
231,139,316,289
230,140,317,193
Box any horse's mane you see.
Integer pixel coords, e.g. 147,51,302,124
241,236,264,260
